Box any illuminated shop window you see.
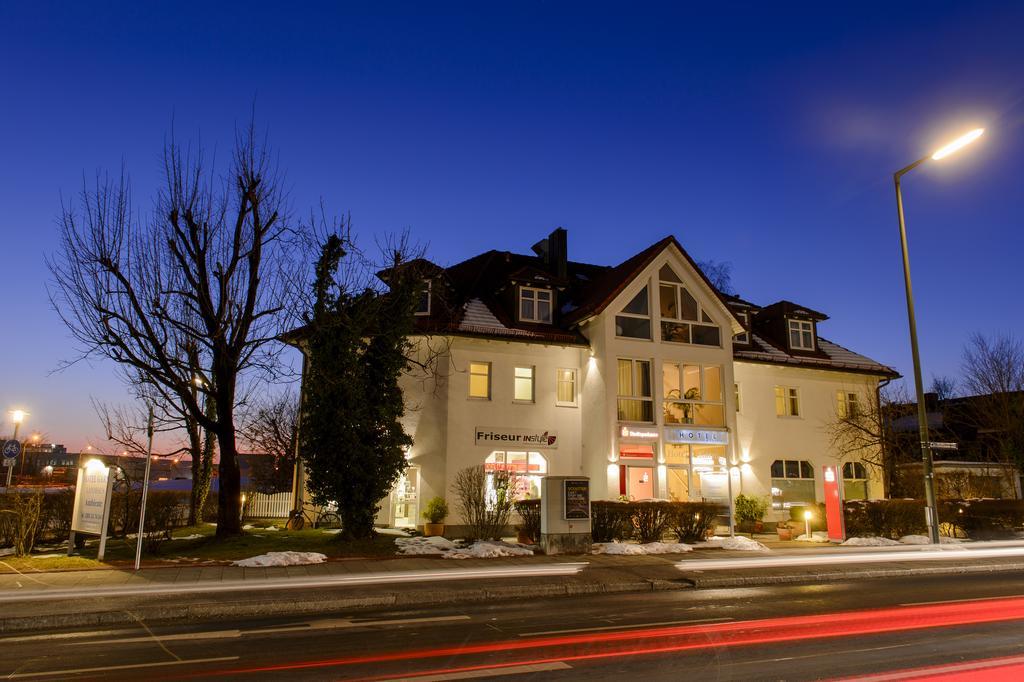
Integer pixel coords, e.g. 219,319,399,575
485,451,547,500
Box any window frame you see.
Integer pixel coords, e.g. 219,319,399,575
658,267,721,347
518,286,553,324
788,319,815,351
733,310,750,344
414,280,432,316
615,285,652,341
836,391,859,419
662,362,725,427
617,357,654,423
774,385,801,417
555,368,578,407
513,365,535,403
468,361,491,400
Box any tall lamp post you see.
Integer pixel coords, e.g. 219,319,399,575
894,127,984,545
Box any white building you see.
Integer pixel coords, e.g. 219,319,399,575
351,228,895,529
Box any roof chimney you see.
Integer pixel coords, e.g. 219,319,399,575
548,227,567,279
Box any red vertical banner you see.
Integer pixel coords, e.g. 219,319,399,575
823,465,845,542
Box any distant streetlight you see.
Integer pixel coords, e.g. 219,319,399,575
6,410,28,487
894,127,985,545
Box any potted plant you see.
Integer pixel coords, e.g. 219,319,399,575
734,494,769,537
776,521,794,541
422,496,448,537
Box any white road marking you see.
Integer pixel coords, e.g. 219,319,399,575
678,545,1024,571
5,655,238,679
378,661,572,681
0,564,587,603
898,595,1011,607
843,652,1024,681
742,642,915,664
66,614,473,645
519,616,733,636
1,629,132,643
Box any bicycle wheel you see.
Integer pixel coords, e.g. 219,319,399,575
315,512,342,530
285,511,306,531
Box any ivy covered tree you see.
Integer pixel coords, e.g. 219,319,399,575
299,234,422,539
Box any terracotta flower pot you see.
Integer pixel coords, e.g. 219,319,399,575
777,525,793,541
423,523,445,537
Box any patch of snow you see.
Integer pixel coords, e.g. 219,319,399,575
242,524,256,530
395,536,459,555
375,527,412,537
263,526,280,532
899,535,962,545
0,548,14,557
796,532,831,543
699,536,770,552
841,536,901,547
205,522,218,527
172,534,204,541
592,541,693,555
232,551,327,567
443,541,534,559
322,528,342,535
31,553,63,559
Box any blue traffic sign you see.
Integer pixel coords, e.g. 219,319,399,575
2,440,20,460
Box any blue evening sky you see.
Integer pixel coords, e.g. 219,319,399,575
2,2,1022,449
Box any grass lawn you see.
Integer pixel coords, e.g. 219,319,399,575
0,521,401,573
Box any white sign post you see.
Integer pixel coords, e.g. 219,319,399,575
134,405,155,571
68,461,115,560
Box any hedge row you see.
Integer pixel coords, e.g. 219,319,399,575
592,500,722,543
844,498,1024,540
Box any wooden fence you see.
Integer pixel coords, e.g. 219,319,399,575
243,492,293,519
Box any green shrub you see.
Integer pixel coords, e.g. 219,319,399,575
734,494,769,535
667,501,721,542
591,500,632,542
422,496,449,524
843,499,926,539
945,499,1024,539
142,491,188,552
514,498,541,543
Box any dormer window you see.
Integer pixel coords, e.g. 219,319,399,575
519,286,552,323
734,310,750,344
788,319,815,350
415,280,431,316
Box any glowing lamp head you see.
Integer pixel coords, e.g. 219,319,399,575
803,510,813,520
10,410,25,424
84,459,106,472
931,128,984,160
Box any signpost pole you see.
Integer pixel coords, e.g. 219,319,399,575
134,405,155,571
5,420,21,488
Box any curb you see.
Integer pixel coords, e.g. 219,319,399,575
0,577,680,633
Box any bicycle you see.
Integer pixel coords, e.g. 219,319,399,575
285,500,342,531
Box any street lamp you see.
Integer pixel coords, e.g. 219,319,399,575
894,127,984,545
7,410,27,487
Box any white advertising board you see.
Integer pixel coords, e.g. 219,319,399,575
71,462,114,535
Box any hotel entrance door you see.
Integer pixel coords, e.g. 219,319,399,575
391,466,419,528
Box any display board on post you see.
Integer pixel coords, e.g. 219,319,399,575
68,460,115,560
823,464,845,543
540,476,591,555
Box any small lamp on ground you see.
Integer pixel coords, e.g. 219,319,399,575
803,509,812,538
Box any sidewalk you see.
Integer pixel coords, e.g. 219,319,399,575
3,540,1024,633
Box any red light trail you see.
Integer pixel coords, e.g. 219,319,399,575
193,595,1024,679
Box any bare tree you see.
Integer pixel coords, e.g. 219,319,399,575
240,389,299,494
826,382,917,496
930,375,959,401
49,124,296,536
959,332,1024,475
696,259,736,295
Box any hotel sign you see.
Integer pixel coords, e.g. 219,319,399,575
475,427,558,449
664,428,729,445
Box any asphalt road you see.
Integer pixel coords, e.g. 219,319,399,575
5,572,1024,680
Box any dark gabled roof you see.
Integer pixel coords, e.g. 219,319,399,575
734,333,899,378
756,300,829,322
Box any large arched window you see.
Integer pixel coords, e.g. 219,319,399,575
658,265,721,346
485,451,547,500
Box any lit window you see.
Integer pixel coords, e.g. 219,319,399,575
615,286,651,339
485,451,547,501
843,461,869,500
617,358,653,422
658,266,720,346
662,363,725,426
513,366,534,402
519,287,552,323
556,368,577,406
415,280,431,316
770,459,816,509
836,391,859,418
469,362,491,399
788,319,815,350
774,386,800,417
